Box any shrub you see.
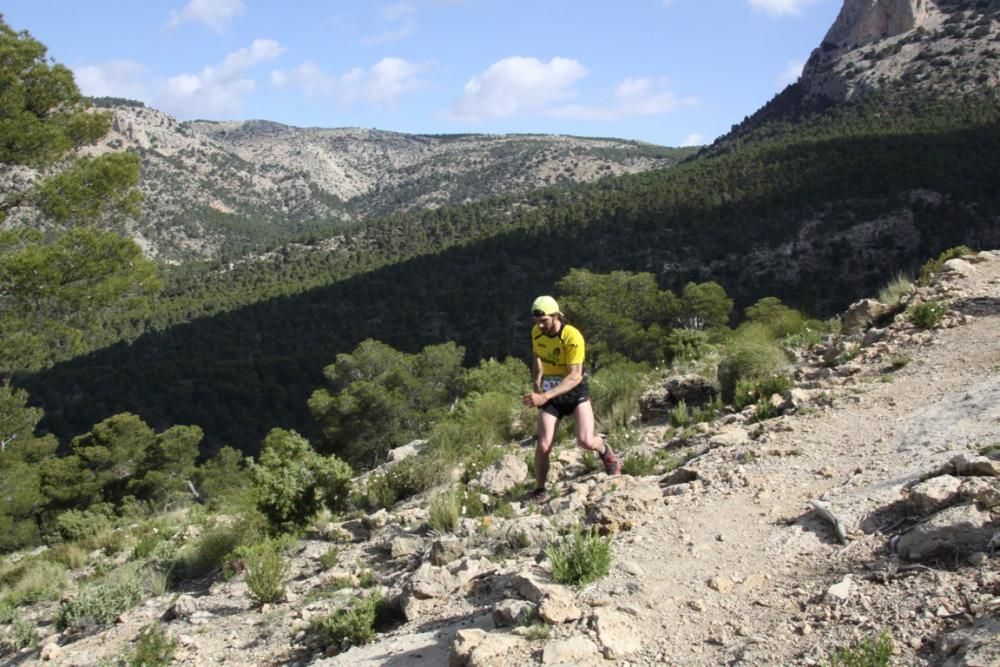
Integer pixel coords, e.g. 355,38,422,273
174,515,260,583
428,487,462,534
249,428,354,530
57,571,144,630
668,400,690,428
55,509,113,542
663,329,710,364
356,457,430,512
908,300,946,329
49,542,89,569
319,546,339,570
733,374,793,412
743,297,813,340
621,452,656,476
545,526,612,587
876,273,912,306
241,539,290,605
125,622,177,667
717,325,787,404
310,593,384,648
589,361,649,433
825,630,893,667
917,245,975,285
8,615,38,651
13,560,67,603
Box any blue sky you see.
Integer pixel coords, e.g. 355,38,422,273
2,0,842,146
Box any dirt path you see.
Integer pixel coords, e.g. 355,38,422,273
596,254,1000,665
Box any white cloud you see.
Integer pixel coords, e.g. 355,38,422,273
153,39,285,118
748,0,823,16
548,76,697,121
168,0,245,32
381,2,417,20
362,21,416,46
682,133,704,147
363,2,417,46
74,60,151,100
450,56,588,121
778,60,804,87
272,57,429,109
270,63,335,98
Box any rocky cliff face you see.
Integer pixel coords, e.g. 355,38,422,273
59,105,689,261
801,0,999,103
823,0,932,50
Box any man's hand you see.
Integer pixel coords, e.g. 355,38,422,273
523,392,547,407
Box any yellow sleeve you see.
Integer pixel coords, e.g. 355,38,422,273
562,325,585,366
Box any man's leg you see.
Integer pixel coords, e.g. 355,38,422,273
574,400,620,475
535,410,559,491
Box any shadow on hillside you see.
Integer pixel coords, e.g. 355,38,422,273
19,122,1000,458
952,296,1000,317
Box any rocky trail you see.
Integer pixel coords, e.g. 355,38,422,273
7,251,1000,667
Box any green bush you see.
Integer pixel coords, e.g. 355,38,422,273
428,487,462,534
717,324,787,404
590,361,649,433
49,542,89,569
249,428,354,530
733,374,793,411
125,622,177,667
356,457,430,512
663,329,710,364
57,571,144,630
310,593,384,648
908,300,946,329
12,559,67,603
743,297,814,340
241,539,290,605
621,452,656,476
545,526,612,587
668,400,690,428
8,615,38,651
917,245,975,285
174,515,260,583
825,630,893,667
319,545,339,570
876,273,912,306
55,509,113,542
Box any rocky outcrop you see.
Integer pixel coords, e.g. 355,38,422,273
822,0,932,52
801,0,999,103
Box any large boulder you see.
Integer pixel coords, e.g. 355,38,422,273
896,504,998,561
639,374,717,422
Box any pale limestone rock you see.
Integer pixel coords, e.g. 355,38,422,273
388,535,425,559
511,573,548,603
826,575,853,602
169,594,200,620
476,454,529,495
541,635,601,665
950,454,1000,477
708,576,735,594
493,599,535,627
538,588,582,624
896,504,997,561
960,477,1000,509
909,475,963,513
592,607,643,657
430,536,466,566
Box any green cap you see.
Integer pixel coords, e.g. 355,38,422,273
531,295,560,315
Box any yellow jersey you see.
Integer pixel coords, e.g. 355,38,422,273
531,323,585,378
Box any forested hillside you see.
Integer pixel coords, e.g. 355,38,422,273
4,7,1000,659
20,87,1000,453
